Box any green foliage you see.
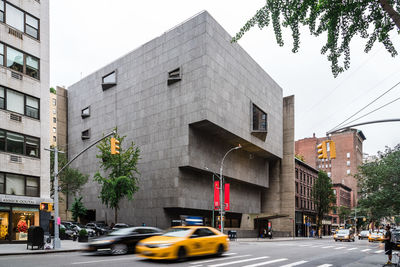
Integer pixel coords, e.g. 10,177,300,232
94,129,140,222
79,228,88,237
233,1,400,77
50,87,56,94
312,171,336,228
338,205,351,224
50,148,89,200
356,144,400,223
71,197,87,222
295,154,305,162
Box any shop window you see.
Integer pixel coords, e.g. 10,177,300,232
12,208,39,241
102,71,116,90
6,173,24,195
0,210,9,241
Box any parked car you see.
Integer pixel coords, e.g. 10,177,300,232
358,230,370,240
60,224,75,240
392,228,400,250
136,226,229,260
86,222,109,236
368,231,385,242
333,229,355,242
87,227,162,255
71,224,96,237
112,223,130,231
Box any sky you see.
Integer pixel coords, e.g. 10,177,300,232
50,0,400,156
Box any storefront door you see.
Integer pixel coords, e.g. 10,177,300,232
0,209,10,242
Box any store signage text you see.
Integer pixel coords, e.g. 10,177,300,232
1,198,37,205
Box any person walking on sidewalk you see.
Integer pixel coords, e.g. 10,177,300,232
383,225,393,265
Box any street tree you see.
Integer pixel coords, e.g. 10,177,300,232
338,205,351,225
356,144,400,224
94,130,140,223
312,171,336,236
71,197,87,222
50,149,89,212
232,1,400,77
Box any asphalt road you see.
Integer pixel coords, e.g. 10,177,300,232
0,238,397,267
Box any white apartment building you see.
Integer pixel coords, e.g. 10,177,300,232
0,0,50,242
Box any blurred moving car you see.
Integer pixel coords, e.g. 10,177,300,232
86,222,109,236
87,227,162,255
368,231,385,242
136,226,229,260
112,223,130,231
358,230,370,240
333,229,355,242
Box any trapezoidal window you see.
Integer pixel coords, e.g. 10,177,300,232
81,106,90,118
102,71,116,90
251,103,268,140
167,67,181,85
81,129,90,140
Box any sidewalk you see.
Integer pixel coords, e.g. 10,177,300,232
0,240,87,256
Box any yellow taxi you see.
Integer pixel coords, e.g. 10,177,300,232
368,231,385,242
136,226,229,260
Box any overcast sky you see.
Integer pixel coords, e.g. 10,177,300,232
50,0,400,155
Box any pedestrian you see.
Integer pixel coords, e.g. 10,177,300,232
383,225,392,265
263,228,267,238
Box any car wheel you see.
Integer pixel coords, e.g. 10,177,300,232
335,239,338,242
177,247,187,262
111,244,128,255
216,244,225,256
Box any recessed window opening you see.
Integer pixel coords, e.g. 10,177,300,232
102,71,116,90
167,67,181,85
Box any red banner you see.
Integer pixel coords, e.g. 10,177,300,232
214,181,220,210
224,183,230,211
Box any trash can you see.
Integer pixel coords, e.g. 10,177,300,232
27,226,44,250
229,230,237,241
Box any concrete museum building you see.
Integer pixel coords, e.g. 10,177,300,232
68,11,295,237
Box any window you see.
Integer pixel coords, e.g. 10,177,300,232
327,172,331,177
0,0,4,22
295,169,298,179
52,98,56,106
6,46,23,73
252,104,267,132
53,109,56,114
296,197,299,208
25,96,39,119
0,86,4,109
53,117,56,123
5,3,24,32
25,14,39,39
347,152,350,158
1,43,40,79
167,68,181,85
52,127,56,133
81,106,90,118
102,71,116,90
6,173,24,195
346,161,350,167
0,129,40,157
347,169,350,175
26,177,39,197
53,136,56,142
295,182,298,193
0,174,4,194
82,129,90,140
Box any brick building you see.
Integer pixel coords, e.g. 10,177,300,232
331,183,352,226
295,129,365,208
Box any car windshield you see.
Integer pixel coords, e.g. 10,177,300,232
109,228,135,236
361,231,369,234
162,228,192,237
337,230,349,234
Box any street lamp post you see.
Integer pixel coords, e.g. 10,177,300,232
219,144,241,233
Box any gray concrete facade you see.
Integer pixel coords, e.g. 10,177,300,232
68,11,294,235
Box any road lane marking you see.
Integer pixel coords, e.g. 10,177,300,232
71,256,137,265
208,256,270,267
347,248,358,250
241,258,288,267
223,253,237,256
334,247,346,250
361,249,371,252
374,250,384,253
322,246,334,248
190,255,251,265
280,260,309,267
317,265,332,267
299,244,312,247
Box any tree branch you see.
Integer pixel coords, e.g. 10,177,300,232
378,0,400,30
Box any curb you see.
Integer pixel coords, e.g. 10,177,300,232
0,248,84,256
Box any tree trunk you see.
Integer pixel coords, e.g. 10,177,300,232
114,208,118,223
378,0,400,30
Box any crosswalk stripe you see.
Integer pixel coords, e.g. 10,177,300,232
208,256,270,267
279,260,309,267
317,265,332,267
347,248,357,250
322,246,334,248
190,255,251,265
375,250,384,253
361,249,371,252
334,247,346,250
241,258,288,267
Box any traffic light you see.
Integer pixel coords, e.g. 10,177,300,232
317,141,327,159
327,140,336,159
40,202,53,212
111,137,120,155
